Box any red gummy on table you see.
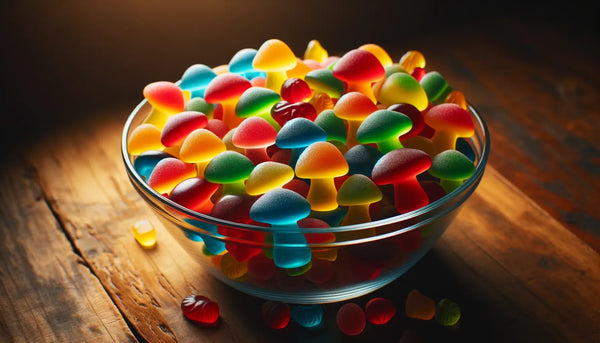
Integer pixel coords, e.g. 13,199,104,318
261,301,291,329
181,295,220,327
365,297,396,325
336,302,366,336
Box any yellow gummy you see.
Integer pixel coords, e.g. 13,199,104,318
220,253,248,279
132,219,157,248
399,50,426,73
445,90,468,110
287,58,313,79
245,161,294,196
127,123,164,155
179,129,226,163
405,289,436,320
143,107,169,130
359,43,393,67
304,39,328,63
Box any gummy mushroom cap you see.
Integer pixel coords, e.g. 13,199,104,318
429,150,475,181
371,148,432,185
235,87,281,118
253,39,298,72
228,48,259,74
333,92,378,121
204,73,252,103
180,64,217,90
356,109,412,144
332,49,385,83
276,117,327,149
424,103,475,137
245,161,295,196
249,188,312,225
204,151,255,184
295,141,349,179
232,116,277,149
337,174,383,206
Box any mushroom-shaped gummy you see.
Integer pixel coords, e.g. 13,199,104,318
399,50,426,74
276,117,327,168
160,111,208,147
358,43,393,67
235,87,281,129
371,149,432,214
229,48,264,80
245,161,295,196
333,91,378,149
343,144,382,177
147,157,197,195
143,81,185,115
252,39,298,93
212,194,263,262
424,103,475,154
249,188,312,269
133,150,172,181
332,49,385,103
337,174,382,226
204,151,255,195
304,39,328,63
388,103,425,140
295,141,349,211
304,69,345,99
169,177,219,214
127,123,164,155
356,109,412,153
428,150,475,193
420,71,451,103
374,72,429,111
232,116,277,165
204,73,252,129
179,129,226,177
314,109,347,144
179,64,217,99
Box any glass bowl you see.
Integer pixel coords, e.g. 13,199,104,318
121,99,490,304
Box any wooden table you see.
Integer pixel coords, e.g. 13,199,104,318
1,16,599,343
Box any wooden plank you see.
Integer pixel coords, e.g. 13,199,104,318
399,19,600,251
0,156,136,343
25,112,600,342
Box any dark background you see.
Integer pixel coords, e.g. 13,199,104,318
1,0,596,144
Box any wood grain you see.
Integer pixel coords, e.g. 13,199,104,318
0,156,135,342
16,113,599,342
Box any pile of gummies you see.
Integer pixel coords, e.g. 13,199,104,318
127,39,477,272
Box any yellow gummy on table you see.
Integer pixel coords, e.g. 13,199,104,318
132,219,157,248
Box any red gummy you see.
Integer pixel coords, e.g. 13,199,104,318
281,78,312,103
411,67,426,81
161,111,208,147
261,301,291,329
181,295,219,327
270,100,317,127
389,103,425,140
337,303,366,336
365,297,396,325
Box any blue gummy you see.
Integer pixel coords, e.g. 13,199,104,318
183,219,225,255
276,118,327,149
291,304,324,328
250,189,311,225
273,231,312,269
180,64,217,97
228,48,258,74
133,150,173,180
344,144,383,177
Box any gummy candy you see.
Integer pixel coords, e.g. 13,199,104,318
295,141,348,211
332,49,385,103
429,149,476,193
143,81,185,114
365,297,396,325
232,116,277,165
371,149,432,214
405,289,436,320
253,39,297,93
160,111,208,147
262,301,291,329
333,91,378,149
235,86,281,127
204,73,252,129
356,109,412,153
424,103,475,154
147,157,196,195
436,298,461,326
290,304,323,328
132,219,157,248
181,295,220,327
336,303,366,335
179,64,217,99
